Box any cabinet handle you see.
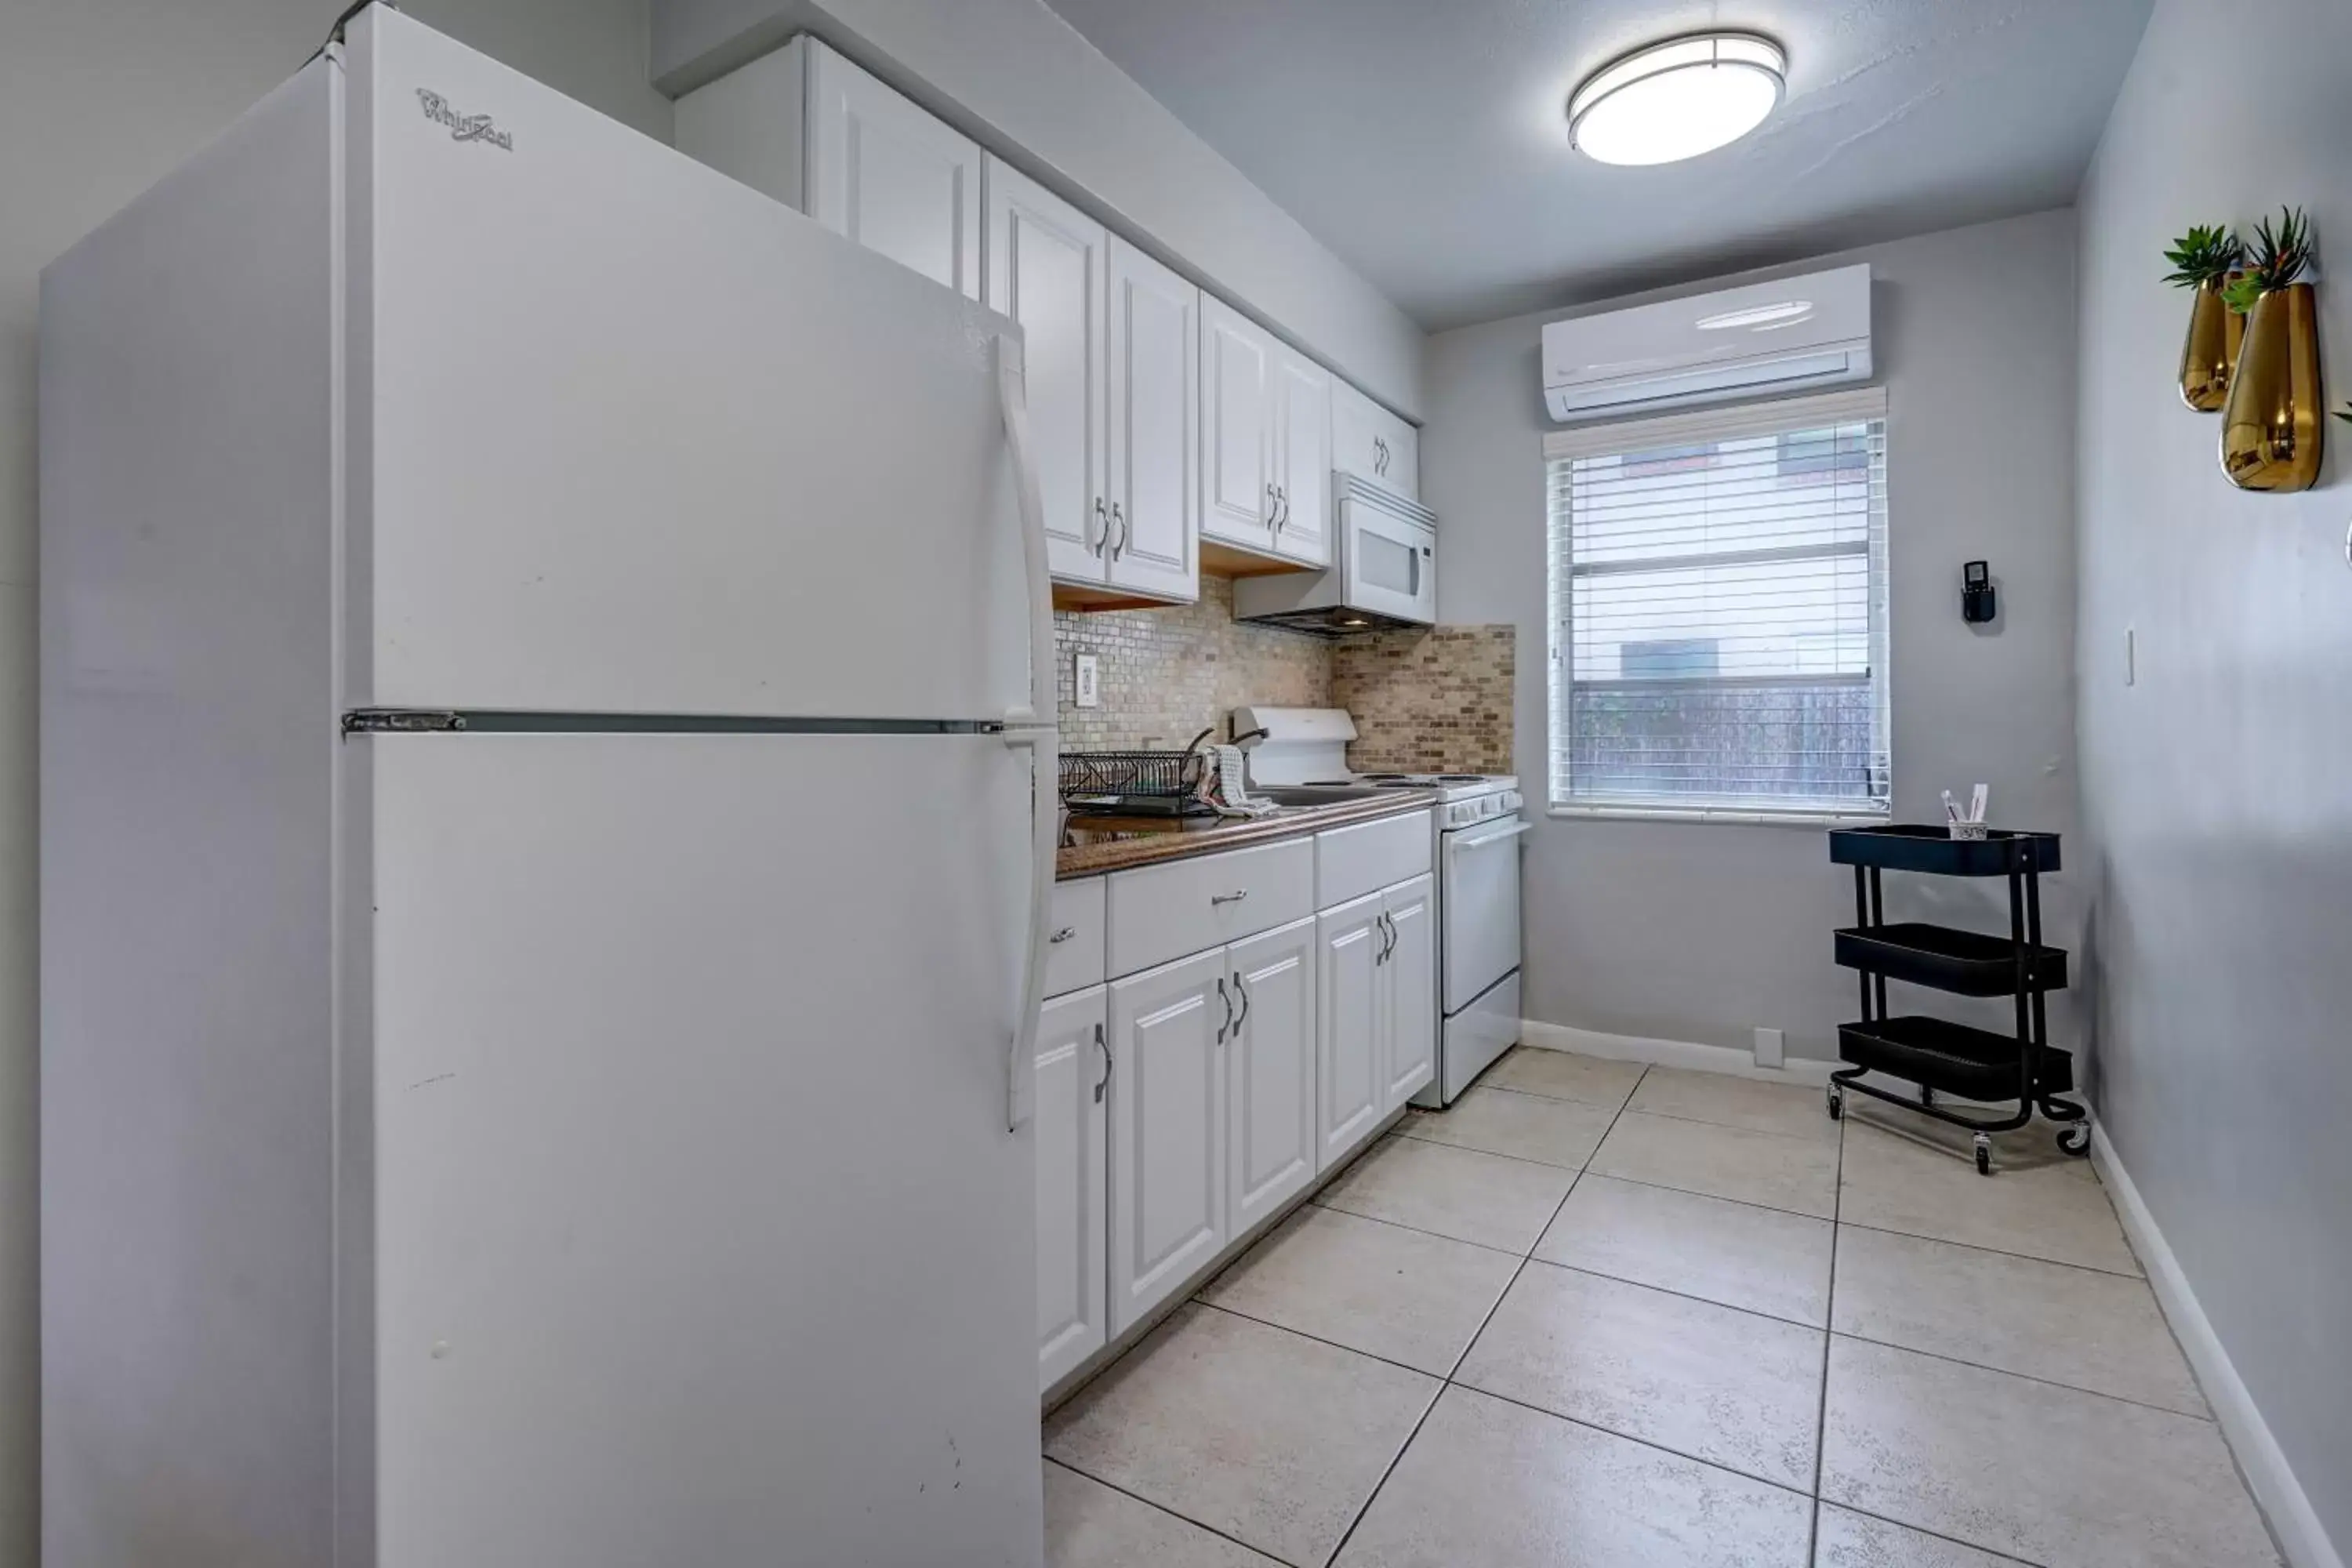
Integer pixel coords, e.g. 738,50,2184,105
1275,485,1290,529
1232,972,1250,1033
1093,1022,1109,1104
1217,976,1232,1044
1377,912,1395,964
1374,436,1389,477
1110,502,1127,559
1092,497,1109,556
1210,889,1249,906
1049,927,1077,946
1265,481,1279,526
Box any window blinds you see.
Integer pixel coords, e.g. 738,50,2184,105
1544,388,1891,818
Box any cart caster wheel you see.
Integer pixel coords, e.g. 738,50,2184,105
1826,1085,1844,1121
1973,1134,1994,1177
1919,1085,1936,1109
2056,1125,2091,1158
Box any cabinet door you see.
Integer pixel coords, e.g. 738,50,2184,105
1381,875,1437,1111
1316,893,1386,1171
1036,987,1109,1391
805,42,981,299
1226,918,1317,1235
1105,238,1199,602
1199,295,1275,552
1271,346,1331,567
985,159,1107,584
1109,949,1228,1333
1330,378,1420,502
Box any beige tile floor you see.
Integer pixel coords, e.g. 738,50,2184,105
1042,1049,2282,1568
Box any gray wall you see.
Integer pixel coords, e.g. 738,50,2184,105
649,0,1427,419
1423,209,2082,1060
0,4,667,1560
2074,0,2352,1553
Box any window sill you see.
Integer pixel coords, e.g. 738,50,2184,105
1546,804,1893,829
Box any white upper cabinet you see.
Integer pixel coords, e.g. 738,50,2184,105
808,44,982,298
1271,345,1332,568
1225,917,1317,1236
1105,238,1199,602
1200,296,1333,568
1108,949,1228,1334
1331,378,1421,502
1200,295,1276,554
677,38,980,300
985,160,1105,583
1035,986,1109,1392
1380,874,1436,1112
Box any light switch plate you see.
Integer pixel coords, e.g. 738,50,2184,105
1074,652,1100,709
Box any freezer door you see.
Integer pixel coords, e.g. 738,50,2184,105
344,11,1031,720
360,732,1042,1566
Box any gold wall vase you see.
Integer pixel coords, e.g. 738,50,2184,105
2220,282,2325,492
2178,271,2244,411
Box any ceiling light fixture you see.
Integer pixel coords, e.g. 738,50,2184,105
1569,32,1786,166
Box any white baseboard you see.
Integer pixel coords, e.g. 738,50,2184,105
1519,1019,1837,1087
2092,1125,2340,1568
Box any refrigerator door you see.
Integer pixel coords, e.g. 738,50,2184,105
344,10,1033,720
361,731,1042,1566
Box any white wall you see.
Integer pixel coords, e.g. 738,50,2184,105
0,5,667,1560
1425,209,2082,1059
2075,1,2351,1559
649,0,1426,419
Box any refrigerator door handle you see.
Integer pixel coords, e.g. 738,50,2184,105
997,336,1059,1132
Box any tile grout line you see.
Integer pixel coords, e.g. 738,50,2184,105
1572,1163,1837,1225
1317,1062,1646,1561
1318,1065,1653,1567
1819,1497,2054,1568
1823,1328,2216,1423
1812,1082,1846,1561
1831,1213,2147,1280
1512,1254,1828,1331
1040,1457,1288,1566
1305,1194,1558,1258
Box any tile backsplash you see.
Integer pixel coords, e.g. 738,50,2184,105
1334,626,1516,774
1054,575,1330,750
1056,577,1515,775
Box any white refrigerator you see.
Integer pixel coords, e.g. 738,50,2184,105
40,9,1056,1566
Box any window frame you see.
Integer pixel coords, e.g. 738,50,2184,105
1543,387,1892,826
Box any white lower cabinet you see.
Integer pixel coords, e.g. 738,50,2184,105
1107,949,1228,1335
1316,891,1386,1170
1380,874,1437,1112
1225,917,1318,1236
1035,986,1108,1391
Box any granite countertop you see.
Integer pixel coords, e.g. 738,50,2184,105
1058,790,1438,879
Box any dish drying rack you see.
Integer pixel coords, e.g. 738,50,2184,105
1059,747,1215,817
1825,825,2089,1175
1060,727,1269,818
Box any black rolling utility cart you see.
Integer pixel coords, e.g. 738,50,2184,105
1826,826,2088,1174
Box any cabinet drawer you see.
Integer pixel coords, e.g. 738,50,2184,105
1046,877,1107,997
1316,810,1432,909
1107,839,1313,978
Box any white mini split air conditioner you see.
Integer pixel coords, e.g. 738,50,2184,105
1542,263,1872,422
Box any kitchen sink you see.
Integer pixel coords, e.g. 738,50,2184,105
1251,784,1401,805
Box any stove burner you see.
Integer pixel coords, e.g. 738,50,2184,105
1357,774,1415,783
1432,774,1488,782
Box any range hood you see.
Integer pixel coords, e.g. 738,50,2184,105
1234,473,1436,636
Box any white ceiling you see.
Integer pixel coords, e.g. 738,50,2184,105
1043,0,2152,330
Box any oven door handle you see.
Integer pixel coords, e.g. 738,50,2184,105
1447,818,1531,856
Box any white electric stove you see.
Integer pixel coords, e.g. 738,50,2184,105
1236,708,1528,1108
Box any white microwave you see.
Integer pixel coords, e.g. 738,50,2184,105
1233,474,1437,633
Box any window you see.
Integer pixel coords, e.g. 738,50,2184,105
1545,387,1890,819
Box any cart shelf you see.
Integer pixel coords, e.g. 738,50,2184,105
1829,824,2060,877
1837,1015,2076,1103
1826,822,2085,1172
1834,922,2070,996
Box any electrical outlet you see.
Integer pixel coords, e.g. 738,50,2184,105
1751,1026,1784,1070
1074,652,1100,709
